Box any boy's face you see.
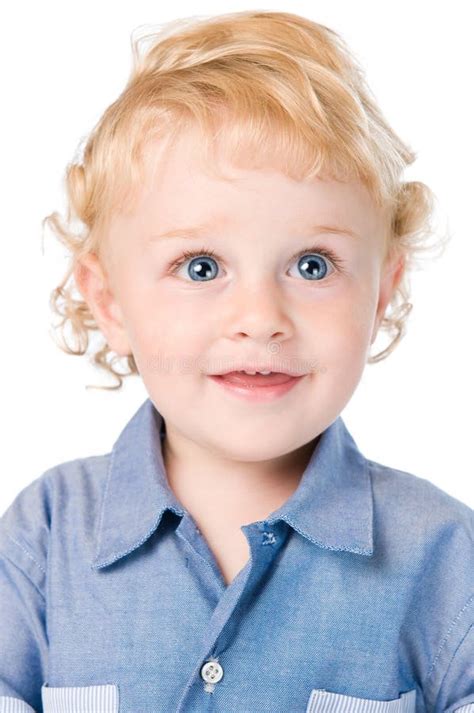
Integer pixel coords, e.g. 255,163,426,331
75,125,404,462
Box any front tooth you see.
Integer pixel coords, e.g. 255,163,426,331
240,369,273,375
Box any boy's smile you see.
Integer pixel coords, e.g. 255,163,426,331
74,122,404,513
207,370,306,403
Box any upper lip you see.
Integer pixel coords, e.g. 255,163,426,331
209,363,306,377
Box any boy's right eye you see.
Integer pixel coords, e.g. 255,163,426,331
169,248,221,281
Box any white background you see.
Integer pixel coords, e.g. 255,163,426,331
1,1,472,514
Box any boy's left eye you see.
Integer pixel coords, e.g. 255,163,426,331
167,245,346,283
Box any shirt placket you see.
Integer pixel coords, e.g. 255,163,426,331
173,518,289,712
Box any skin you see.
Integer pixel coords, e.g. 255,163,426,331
74,123,404,541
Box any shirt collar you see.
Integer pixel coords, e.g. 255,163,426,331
91,398,374,570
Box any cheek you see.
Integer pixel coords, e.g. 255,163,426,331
122,290,212,378
302,287,375,371
306,304,373,419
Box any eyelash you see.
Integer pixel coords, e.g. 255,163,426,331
168,244,347,278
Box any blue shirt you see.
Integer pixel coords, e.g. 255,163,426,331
0,397,473,713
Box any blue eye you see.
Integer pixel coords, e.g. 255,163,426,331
189,255,219,281
169,246,343,282
293,253,331,281
175,252,220,282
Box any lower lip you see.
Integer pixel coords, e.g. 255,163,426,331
208,374,305,402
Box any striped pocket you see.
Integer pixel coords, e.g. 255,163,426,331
0,697,37,713
41,684,119,713
306,687,416,713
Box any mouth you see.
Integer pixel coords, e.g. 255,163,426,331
211,371,298,387
208,371,306,402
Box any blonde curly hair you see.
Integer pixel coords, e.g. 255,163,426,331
45,10,448,391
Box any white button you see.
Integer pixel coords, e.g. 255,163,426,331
262,530,276,545
200,660,224,684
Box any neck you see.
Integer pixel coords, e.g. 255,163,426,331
162,428,319,525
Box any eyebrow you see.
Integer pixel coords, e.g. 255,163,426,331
148,223,360,241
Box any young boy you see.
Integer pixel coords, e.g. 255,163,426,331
1,10,472,713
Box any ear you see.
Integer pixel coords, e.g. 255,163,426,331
370,251,406,346
73,253,132,357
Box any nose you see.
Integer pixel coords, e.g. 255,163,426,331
221,277,294,344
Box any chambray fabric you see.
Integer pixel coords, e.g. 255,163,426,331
0,397,473,713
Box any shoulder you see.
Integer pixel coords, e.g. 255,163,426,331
367,457,474,532
366,457,473,608
0,453,111,584
367,460,474,700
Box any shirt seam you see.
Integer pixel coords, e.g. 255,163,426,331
5,531,46,574
0,539,46,601
424,594,474,692
434,623,474,710
91,444,116,566
426,594,474,678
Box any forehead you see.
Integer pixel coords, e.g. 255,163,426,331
106,123,388,255
144,128,378,217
